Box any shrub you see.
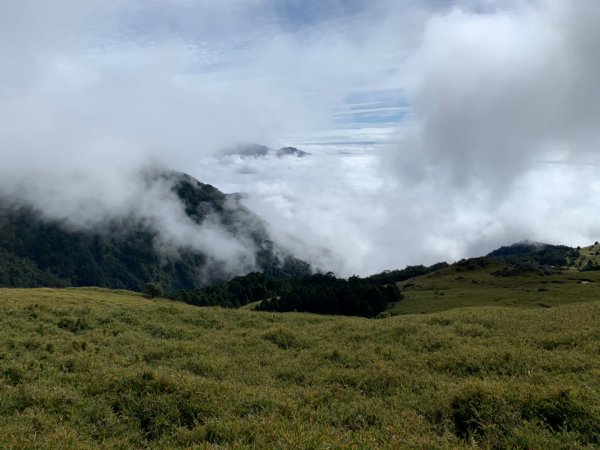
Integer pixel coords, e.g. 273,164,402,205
262,329,303,350
522,389,600,443
436,381,519,446
144,283,163,299
57,316,90,333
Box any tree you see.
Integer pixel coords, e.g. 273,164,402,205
144,282,163,299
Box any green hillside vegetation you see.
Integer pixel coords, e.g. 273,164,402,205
485,241,600,271
390,256,600,315
0,171,310,292
168,245,600,318
1,287,599,449
486,242,577,267
173,272,402,317
577,242,600,270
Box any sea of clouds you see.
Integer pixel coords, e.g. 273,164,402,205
1,0,599,276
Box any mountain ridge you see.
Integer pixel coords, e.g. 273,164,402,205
0,170,310,292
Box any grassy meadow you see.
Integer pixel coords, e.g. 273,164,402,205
390,258,600,315
0,286,599,449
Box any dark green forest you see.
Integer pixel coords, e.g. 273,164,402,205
168,262,461,317
0,171,309,292
365,262,449,285
486,242,578,267
170,271,401,318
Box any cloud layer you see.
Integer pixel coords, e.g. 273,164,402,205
0,0,400,272
1,0,600,277
384,1,600,256
195,1,600,275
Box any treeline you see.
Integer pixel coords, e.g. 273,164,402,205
168,262,451,317
487,243,577,267
365,262,448,285
169,272,402,318
168,272,279,308
255,273,401,317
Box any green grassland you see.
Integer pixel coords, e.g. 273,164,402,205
390,258,600,315
1,286,599,449
578,243,600,268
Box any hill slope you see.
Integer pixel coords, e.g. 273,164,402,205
486,241,579,267
0,171,309,292
0,288,598,448
389,256,600,315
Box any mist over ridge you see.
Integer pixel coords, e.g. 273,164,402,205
1,1,600,276
0,169,310,290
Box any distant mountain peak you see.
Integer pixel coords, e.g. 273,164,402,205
224,143,310,159
276,146,310,158
225,143,270,158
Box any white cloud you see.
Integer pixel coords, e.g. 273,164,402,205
192,1,600,276
2,0,599,278
381,0,600,265
0,0,412,276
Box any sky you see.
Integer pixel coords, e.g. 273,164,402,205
1,0,600,276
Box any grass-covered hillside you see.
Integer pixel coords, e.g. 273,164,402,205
391,256,600,315
1,287,599,449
